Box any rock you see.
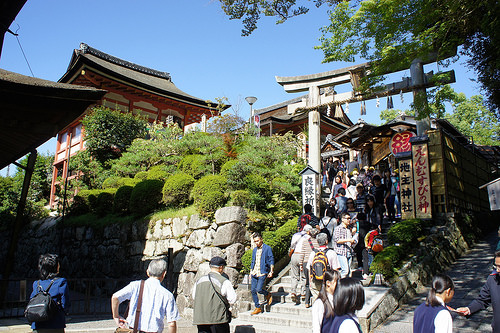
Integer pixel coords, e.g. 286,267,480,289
189,214,210,230
75,227,86,241
130,241,144,256
173,251,187,273
225,243,245,268
200,247,225,261
162,224,172,238
177,272,196,296
205,228,216,245
151,220,164,239
194,262,211,282
175,294,191,317
172,217,188,236
212,223,246,247
224,267,241,286
155,239,184,255
214,206,247,226
183,249,204,272
186,229,206,248
143,241,156,257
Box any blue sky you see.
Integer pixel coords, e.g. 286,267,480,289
0,0,481,175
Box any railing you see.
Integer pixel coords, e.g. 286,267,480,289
0,278,134,318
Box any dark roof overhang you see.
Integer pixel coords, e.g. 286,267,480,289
0,69,107,169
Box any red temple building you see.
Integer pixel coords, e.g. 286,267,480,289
49,43,225,207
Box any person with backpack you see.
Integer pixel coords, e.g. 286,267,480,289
28,253,69,333
333,213,356,278
288,224,313,304
301,228,320,306
363,227,383,280
306,233,341,306
297,204,319,232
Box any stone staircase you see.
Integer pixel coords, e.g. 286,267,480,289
231,271,313,333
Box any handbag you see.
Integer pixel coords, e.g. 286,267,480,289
208,273,232,323
115,280,145,333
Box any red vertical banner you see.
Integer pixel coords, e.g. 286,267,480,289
398,158,415,220
411,142,432,219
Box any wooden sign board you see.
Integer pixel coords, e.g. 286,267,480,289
398,158,416,219
412,142,432,219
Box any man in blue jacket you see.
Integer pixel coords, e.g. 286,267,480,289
458,250,500,332
250,232,274,315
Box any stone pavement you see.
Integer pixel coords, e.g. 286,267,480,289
374,230,498,333
0,316,197,333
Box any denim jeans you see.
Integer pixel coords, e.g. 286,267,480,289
338,254,352,278
251,275,269,307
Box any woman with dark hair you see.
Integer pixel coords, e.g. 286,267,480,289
311,269,340,333
29,254,69,333
365,195,381,232
413,274,455,333
330,277,365,332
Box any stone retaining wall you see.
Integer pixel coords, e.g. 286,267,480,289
361,212,484,332
0,206,249,316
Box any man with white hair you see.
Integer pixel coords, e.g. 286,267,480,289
111,259,179,333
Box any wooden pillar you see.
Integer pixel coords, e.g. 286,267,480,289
411,59,431,135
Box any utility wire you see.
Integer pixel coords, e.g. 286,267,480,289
12,24,34,77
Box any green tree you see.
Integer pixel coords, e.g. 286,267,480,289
445,94,500,145
379,109,414,124
81,106,148,167
218,0,500,117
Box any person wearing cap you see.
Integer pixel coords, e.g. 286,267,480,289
192,256,236,333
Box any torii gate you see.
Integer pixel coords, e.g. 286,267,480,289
276,59,455,175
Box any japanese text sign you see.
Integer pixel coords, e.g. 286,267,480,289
398,158,415,220
412,142,432,219
390,131,416,155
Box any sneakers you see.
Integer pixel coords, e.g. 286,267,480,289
251,307,262,315
265,293,273,306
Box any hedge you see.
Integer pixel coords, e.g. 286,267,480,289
134,171,148,181
95,190,116,216
162,173,195,207
387,219,423,248
178,154,209,179
147,165,170,181
370,245,404,278
191,175,228,216
230,190,251,208
129,179,164,216
113,185,134,215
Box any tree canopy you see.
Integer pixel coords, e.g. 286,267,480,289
218,0,500,117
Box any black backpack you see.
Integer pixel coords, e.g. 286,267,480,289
320,217,333,242
25,279,59,323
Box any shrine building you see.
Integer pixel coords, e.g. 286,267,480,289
49,43,226,207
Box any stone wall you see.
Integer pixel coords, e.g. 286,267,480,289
0,206,249,316
361,212,489,332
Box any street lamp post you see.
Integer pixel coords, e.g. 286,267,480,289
245,96,257,118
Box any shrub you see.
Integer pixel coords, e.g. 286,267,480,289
113,185,134,215
191,175,228,216
102,176,121,189
230,190,251,207
134,171,148,181
72,189,101,214
95,189,116,217
147,165,170,181
116,177,140,187
178,154,209,179
370,245,404,278
220,159,238,177
162,173,195,207
129,179,164,216
387,219,422,247
241,218,296,273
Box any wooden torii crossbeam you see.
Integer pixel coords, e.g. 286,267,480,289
275,58,456,215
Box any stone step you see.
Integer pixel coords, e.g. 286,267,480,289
230,319,307,333
237,310,312,329
270,283,291,293
265,302,313,316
